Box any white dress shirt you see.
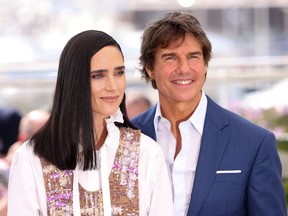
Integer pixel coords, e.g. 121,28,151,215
154,92,207,216
8,109,174,216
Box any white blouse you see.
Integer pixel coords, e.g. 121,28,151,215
7,110,174,216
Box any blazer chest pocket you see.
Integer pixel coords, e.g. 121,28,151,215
214,172,244,182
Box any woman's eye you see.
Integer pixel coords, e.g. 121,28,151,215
91,73,103,79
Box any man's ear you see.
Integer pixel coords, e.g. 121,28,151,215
145,66,155,79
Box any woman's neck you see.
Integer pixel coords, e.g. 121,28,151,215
95,127,107,150
94,116,108,150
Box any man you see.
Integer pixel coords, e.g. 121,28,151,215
131,12,287,215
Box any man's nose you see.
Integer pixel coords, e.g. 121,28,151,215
177,59,190,73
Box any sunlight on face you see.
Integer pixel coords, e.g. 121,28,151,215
148,34,207,107
90,45,126,120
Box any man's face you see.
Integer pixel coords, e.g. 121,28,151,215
146,34,207,107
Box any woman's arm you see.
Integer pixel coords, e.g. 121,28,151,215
8,144,44,215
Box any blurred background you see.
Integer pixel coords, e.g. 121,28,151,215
0,0,287,206
1,0,288,113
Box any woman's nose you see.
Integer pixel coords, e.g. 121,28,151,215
105,76,117,91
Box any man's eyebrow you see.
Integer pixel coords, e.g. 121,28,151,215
189,51,202,55
115,65,125,70
160,53,175,59
161,51,202,59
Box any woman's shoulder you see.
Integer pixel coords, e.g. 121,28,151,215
9,140,43,180
12,140,37,161
139,132,162,155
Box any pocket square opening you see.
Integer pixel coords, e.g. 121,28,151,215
216,170,241,174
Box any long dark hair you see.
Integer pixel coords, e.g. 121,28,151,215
31,30,135,170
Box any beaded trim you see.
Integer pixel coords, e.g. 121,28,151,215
110,127,140,215
41,160,74,215
79,184,103,216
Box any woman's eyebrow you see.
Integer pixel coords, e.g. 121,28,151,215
90,69,107,73
91,65,125,73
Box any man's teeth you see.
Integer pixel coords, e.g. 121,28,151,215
176,80,191,84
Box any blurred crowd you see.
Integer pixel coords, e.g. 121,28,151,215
0,108,49,215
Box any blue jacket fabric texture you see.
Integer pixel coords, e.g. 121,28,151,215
131,96,287,216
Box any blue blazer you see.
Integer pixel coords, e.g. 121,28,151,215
131,96,287,216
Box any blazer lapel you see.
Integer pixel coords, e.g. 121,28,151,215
135,105,157,141
187,97,230,215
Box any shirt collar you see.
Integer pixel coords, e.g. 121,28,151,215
190,92,207,135
105,108,124,126
154,91,207,135
104,108,123,148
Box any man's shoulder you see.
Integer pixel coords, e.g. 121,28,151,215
131,105,156,125
206,96,270,134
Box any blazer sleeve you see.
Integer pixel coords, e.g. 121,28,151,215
247,131,287,215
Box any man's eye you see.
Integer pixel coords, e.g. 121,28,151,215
115,70,125,76
190,55,199,59
164,56,174,60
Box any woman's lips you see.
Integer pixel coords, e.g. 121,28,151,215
101,96,119,102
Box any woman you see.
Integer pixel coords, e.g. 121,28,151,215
7,30,173,216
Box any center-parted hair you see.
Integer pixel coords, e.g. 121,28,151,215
31,30,133,170
139,12,212,89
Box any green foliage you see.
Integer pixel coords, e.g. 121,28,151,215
278,141,288,152
283,177,288,207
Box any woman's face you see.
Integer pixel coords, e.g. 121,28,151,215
90,45,126,119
